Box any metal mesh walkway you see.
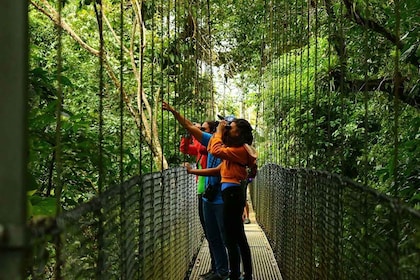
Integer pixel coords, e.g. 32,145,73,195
189,201,283,280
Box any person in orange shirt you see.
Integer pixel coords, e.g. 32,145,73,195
207,118,257,280
163,101,229,280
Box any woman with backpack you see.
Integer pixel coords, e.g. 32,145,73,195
208,118,257,280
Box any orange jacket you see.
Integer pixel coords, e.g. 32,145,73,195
208,133,257,184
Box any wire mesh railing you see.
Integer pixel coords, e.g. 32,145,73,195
251,164,420,280
27,163,420,279
28,167,203,279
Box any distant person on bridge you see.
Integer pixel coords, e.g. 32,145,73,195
162,101,229,280
208,118,257,280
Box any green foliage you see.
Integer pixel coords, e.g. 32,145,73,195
250,1,419,206
28,0,419,216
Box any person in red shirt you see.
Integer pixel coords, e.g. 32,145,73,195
179,121,217,234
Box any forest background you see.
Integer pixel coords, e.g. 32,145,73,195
27,0,419,218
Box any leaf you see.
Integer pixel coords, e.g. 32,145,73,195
30,196,57,217
27,190,37,196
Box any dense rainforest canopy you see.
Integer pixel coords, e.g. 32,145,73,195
28,0,419,217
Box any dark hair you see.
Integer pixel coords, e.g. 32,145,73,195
206,120,219,134
233,118,253,145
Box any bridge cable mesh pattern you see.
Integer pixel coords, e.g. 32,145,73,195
251,164,420,280
29,167,203,279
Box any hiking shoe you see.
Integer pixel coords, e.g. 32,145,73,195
200,271,214,279
206,273,229,280
244,218,251,224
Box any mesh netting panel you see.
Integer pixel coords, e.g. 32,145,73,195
28,167,203,279
251,164,420,280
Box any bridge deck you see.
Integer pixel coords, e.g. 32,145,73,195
189,201,283,280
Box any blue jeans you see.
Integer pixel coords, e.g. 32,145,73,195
203,199,229,276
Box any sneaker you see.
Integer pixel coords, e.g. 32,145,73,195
200,271,214,279
244,218,251,224
206,273,229,280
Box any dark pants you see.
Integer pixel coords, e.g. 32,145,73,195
199,194,216,272
222,186,252,280
198,194,206,232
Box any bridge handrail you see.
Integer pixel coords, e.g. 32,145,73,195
251,164,420,280
28,167,203,279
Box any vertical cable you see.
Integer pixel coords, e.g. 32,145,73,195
119,1,125,187
255,0,267,158
305,0,311,168
261,0,271,165
197,0,205,122
313,0,319,169
297,0,303,169
282,0,287,167
93,0,105,277
118,0,126,277
293,0,298,168
275,0,281,165
279,1,285,166
362,0,369,187
138,0,147,277
306,1,314,278
338,2,346,174
195,0,203,121
164,0,171,171
392,0,401,196
95,1,104,196
270,0,276,164
206,0,214,116
54,0,63,277
326,0,332,171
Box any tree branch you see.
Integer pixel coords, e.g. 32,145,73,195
330,70,419,109
342,0,419,68
31,0,100,57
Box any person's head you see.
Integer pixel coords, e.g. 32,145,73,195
222,118,253,147
193,122,202,129
201,120,218,134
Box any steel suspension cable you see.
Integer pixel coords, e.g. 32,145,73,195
206,0,214,116
273,1,277,165
392,0,401,196
195,0,204,122
297,0,304,168
279,0,285,167
261,0,272,165
118,0,127,276
164,0,171,171
54,0,64,277
293,0,299,168
119,1,125,186
286,0,292,168
137,0,148,275
361,0,370,187
255,0,267,155
312,0,321,168
275,0,282,165
93,0,105,277
326,0,332,169
305,0,311,168
338,1,346,174
279,1,285,166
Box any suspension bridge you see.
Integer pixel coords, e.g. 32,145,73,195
1,0,420,279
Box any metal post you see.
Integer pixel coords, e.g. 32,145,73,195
0,1,28,279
